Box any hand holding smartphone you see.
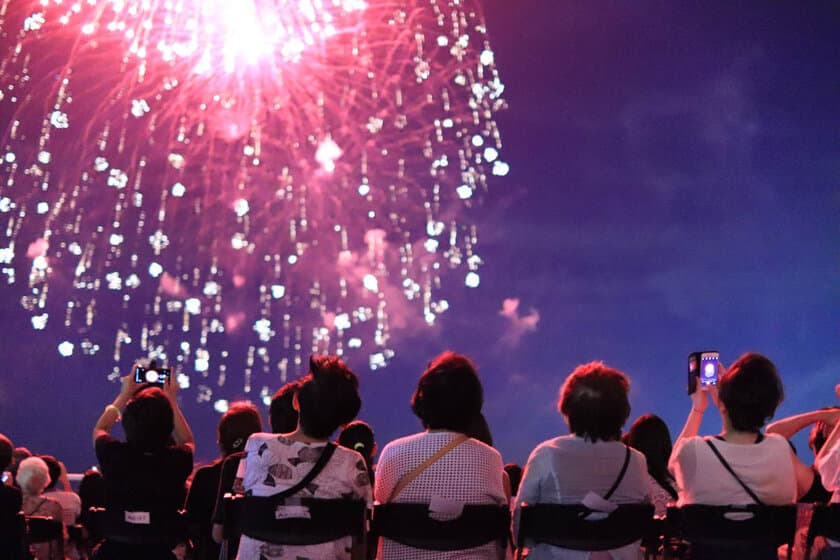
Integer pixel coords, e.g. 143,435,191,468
688,351,720,394
134,360,172,385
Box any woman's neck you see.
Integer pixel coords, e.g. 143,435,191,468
719,428,761,444
286,428,328,444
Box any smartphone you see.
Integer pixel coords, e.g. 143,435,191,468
688,351,720,394
135,366,171,385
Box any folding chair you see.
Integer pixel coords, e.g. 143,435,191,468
25,515,64,559
85,506,188,546
805,504,840,560
0,511,27,560
372,502,510,553
223,494,368,558
664,504,797,560
515,503,655,559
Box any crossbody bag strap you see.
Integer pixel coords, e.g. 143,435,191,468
274,443,337,500
705,439,764,505
387,434,469,502
603,445,631,500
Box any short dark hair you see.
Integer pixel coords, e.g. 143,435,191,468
718,353,784,433
559,361,630,442
505,463,523,497
411,351,483,433
218,402,263,456
122,387,175,450
338,420,375,460
0,433,12,472
296,356,361,439
39,455,61,490
269,380,300,434
79,469,105,511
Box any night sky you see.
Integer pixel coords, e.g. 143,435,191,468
1,1,838,472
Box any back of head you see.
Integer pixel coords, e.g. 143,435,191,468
269,380,300,434
559,361,631,442
16,456,50,496
39,455,61,491
79,469,105,511
338,420,375,461
218,401,263,456
0,433,12,472
411,351,483,433
504,463,523,497
625,414,676,496
297,356,361,439
122,387,175,450
719,353,784,433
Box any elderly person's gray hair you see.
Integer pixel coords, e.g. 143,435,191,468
16,456,51,495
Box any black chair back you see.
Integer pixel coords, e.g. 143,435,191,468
665,505,796,559
224,494,367,547
0,511,26,560
805,504,840,559
85,506,188,546
516,503,655,555
25,515,63,543
372,502,510,551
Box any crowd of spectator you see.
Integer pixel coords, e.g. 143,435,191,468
1,351,839,560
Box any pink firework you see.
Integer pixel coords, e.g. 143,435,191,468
0,0,508,404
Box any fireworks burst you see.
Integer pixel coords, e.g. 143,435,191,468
0,0,508,405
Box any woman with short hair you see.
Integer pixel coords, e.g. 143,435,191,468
514,361,650,560
374,351,507,560
234,355,371,560
91,367,195,559
669,352,798,559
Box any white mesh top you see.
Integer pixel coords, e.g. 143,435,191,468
373,430,507,560
235,433,372,560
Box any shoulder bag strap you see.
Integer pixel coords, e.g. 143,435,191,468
603,445,631,500
387,434,469,502
705,439,765,505
274,443,337,500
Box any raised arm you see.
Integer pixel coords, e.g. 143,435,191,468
816,385,840,463
164,374,195,453
767,409,838,440
676,385,717,442
92,371,139,447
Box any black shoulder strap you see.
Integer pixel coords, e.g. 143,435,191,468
274,443,337,500
603,445,631,500
705,439,764,505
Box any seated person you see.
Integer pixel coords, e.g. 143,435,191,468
504,463,523,508
17,456,65,560
338,420,377,486
234,356,371,560
41,455,83,525
185,402,262,560
767,405,840,503
0,433,23,550
814,384,840,557
374,351,507,560
210,379,300,553
624,414,678,518
669,353,797,559
91,367,194,560
514,361,649,560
